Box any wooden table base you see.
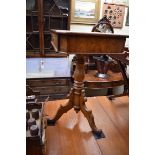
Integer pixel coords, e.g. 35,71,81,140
47,55,104,139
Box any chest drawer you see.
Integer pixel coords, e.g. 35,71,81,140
26,77,71,100
27,78,68,87
32,86,69,95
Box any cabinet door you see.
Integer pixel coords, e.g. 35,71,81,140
43,0,70,54
26,0,40,55
26,0,70,57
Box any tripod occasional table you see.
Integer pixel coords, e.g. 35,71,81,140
48,30,128,138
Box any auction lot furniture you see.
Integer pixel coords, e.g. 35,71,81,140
48,30,128,138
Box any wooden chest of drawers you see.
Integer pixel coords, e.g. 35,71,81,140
26,77,71,101
26,57,72,100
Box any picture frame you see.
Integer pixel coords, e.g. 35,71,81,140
125,7,129,26
71,0,100,24
112,0,129,6
102,3,125,28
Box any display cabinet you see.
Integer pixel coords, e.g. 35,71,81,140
26,0,70,57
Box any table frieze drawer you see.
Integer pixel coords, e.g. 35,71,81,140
27,79,68,87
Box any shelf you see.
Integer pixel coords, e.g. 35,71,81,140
45,52,68,57
26,13,38,16
43,31,50,34
26,10,38,16
26,50,68,58
26,51,41,58
43,15,68,18
26,31,39,34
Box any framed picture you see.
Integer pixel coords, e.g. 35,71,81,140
102,3,125,28
71,0,100,24
125,7,129,26
112,0,129,6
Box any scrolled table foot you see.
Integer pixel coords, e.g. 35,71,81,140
47,118,56,126
92,129,105,139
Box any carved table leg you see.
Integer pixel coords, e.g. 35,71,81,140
79,90,97,131
47,89,74,125
74,55,104,138
80,89,104,138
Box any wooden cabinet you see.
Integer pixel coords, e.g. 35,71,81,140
26,0,70,57
26,57,72,100
26,77,71,100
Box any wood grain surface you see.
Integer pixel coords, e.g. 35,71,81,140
44,96,129,155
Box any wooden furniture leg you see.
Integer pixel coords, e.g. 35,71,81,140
47,88,74,125
80,89,103,137
47,55,104,138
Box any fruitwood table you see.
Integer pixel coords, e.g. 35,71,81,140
48,30,128,138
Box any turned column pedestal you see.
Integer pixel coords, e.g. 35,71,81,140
47,54,104,138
